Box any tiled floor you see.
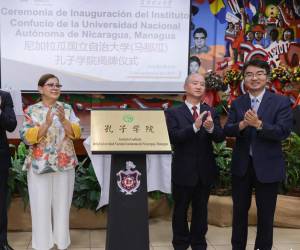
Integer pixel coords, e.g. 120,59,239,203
8,219,300,250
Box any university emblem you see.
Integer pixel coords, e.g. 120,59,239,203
116,161,141,195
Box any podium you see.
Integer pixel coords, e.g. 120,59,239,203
90,109,171,250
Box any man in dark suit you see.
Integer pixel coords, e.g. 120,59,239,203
224,59,293,250
292,105,300,136
0,90,17,250
166,73,224,250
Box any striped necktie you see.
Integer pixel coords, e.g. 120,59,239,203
192,106,198,121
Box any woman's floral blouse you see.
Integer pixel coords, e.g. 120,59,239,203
20,101,81,173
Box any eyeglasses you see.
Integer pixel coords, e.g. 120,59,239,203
244,71,267,79
44,83,63,88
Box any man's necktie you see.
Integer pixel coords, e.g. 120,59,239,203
250,97,259,155
192,106,198,121
251,97,259,112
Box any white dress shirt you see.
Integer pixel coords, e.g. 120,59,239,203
249,88,265,112
185,100,214,133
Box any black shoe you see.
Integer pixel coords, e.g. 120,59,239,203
0,243,14,250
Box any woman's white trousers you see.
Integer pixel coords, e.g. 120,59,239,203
27,168,75,250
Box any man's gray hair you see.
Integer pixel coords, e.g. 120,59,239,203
184,73,203,85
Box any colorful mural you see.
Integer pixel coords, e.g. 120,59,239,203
190,0,300,69
190,0,300,108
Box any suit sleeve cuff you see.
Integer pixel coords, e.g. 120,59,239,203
205,125,214,133
193,123,200,133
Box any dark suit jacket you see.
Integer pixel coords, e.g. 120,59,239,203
166,103,225,186
224,90,293,183
0,90,17,171
292,105,300,136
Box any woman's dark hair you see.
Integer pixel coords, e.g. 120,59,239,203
226,22,234,29
282,28,295,41
38,74,59,87
270,29,279,42
189,56,201,66
242,59,270,75
245,31,254,41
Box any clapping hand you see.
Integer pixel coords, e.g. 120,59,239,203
244,109,261,128
194,111,208,129
45,107,54,127
203,111,214,130
56,104,66,124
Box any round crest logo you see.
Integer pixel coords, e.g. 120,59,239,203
116,161,141,195
123,114,134,123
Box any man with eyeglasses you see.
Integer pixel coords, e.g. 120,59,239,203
190,27,210,55
224,59,293,250
0,90,17,250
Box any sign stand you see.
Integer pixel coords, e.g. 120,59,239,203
105,154,149,250
90,109,171,250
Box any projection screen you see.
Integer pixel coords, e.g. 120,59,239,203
0,0,191,92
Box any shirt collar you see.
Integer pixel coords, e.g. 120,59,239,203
185,100,200,112
249,88,265,103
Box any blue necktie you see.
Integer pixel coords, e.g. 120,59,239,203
250,97,259,155
251,97,259,112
